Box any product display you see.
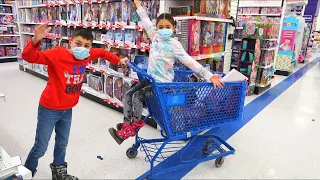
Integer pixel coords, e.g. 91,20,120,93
0,0,20,61
232,6,281,95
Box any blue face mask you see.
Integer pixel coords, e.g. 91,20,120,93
156,29,173,41
72,47,90,60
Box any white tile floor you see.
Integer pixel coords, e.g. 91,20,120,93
0,58,319,179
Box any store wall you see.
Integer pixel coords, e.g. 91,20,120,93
224,0,239,73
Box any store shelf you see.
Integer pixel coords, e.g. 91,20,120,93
18,4,46,8
0,34,19,37
21,32,34,35
0,4,13,7
261,47,277,51
236,27,244,30
0,56,19,59
0,12,14,15
256,80,274,88
0,43,18,46
234,39,242,41
191,53,223,60
239,61,252,64
0,24,16,27
240,49,255,52
258,64,273,69
238,14,281,16
174,16,233,23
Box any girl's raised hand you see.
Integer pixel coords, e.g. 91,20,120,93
134,0,142,8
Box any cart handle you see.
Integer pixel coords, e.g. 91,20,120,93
126,61,156,83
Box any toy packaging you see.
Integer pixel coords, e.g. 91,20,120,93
113,77,123,102
104,75,114,98
121,1,131,26
92,4,99,25
114,29,124,46
124,29,136,47
83,3,93,24
99,57,110,70
39,7,48,23
31,8,39,23
60,5,68,24
106,29,115,44
138,30,150,48
5,46,17,56
0,46,5,57
188,20,200,56
87,74,104,93
67,4,81,24
108,2,116,26
130,1,139,25
200,21,215,54
99,2,109,25
114,2,122,25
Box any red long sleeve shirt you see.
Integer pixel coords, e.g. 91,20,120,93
22,40,120,110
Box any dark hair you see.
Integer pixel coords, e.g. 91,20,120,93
72,28,94,41
156,13,176,26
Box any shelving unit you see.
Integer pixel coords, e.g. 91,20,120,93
0,1,20,62
16,0,232,129
231,4,282,95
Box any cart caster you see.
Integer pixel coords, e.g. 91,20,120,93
126,147,138,159
215,157,225,168
202,142,211,154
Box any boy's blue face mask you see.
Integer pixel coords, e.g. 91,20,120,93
156,29,173,41
72,47,90,60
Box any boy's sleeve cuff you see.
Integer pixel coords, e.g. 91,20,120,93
29,39,41,49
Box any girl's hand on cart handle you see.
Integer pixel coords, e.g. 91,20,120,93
210,74,224,89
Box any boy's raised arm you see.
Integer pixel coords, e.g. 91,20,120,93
21,23,55,65
89,48,128,65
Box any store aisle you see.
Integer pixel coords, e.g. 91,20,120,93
1,60,320,179
0,62,161,179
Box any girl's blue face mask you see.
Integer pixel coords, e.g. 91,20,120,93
72,47,90,60
156,29,173,41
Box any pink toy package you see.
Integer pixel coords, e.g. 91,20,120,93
188,20,200,56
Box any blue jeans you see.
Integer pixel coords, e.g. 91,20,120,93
25,104,72,172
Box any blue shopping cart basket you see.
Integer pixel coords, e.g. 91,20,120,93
125,62,247,179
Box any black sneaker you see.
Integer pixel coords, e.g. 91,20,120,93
116,123,123,130
109,128,124,145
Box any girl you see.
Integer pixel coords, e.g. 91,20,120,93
109,0,223,145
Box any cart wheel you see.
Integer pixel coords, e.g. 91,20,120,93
126,147,138,159
215,157,225,168
202,142,211,154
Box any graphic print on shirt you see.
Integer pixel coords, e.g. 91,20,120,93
64,65,86,94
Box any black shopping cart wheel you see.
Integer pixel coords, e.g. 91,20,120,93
202,142,211,154
215,157,225,168
126,147,138,159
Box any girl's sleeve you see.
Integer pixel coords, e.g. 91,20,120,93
173,41,213,81
136,6,156,39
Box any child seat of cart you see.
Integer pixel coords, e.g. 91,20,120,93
127,62,246,141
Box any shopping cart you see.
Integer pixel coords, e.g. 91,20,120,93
125,62,247,179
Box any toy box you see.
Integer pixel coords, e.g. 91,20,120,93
188,20,200,56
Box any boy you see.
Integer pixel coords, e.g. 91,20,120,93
22,23,128,180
